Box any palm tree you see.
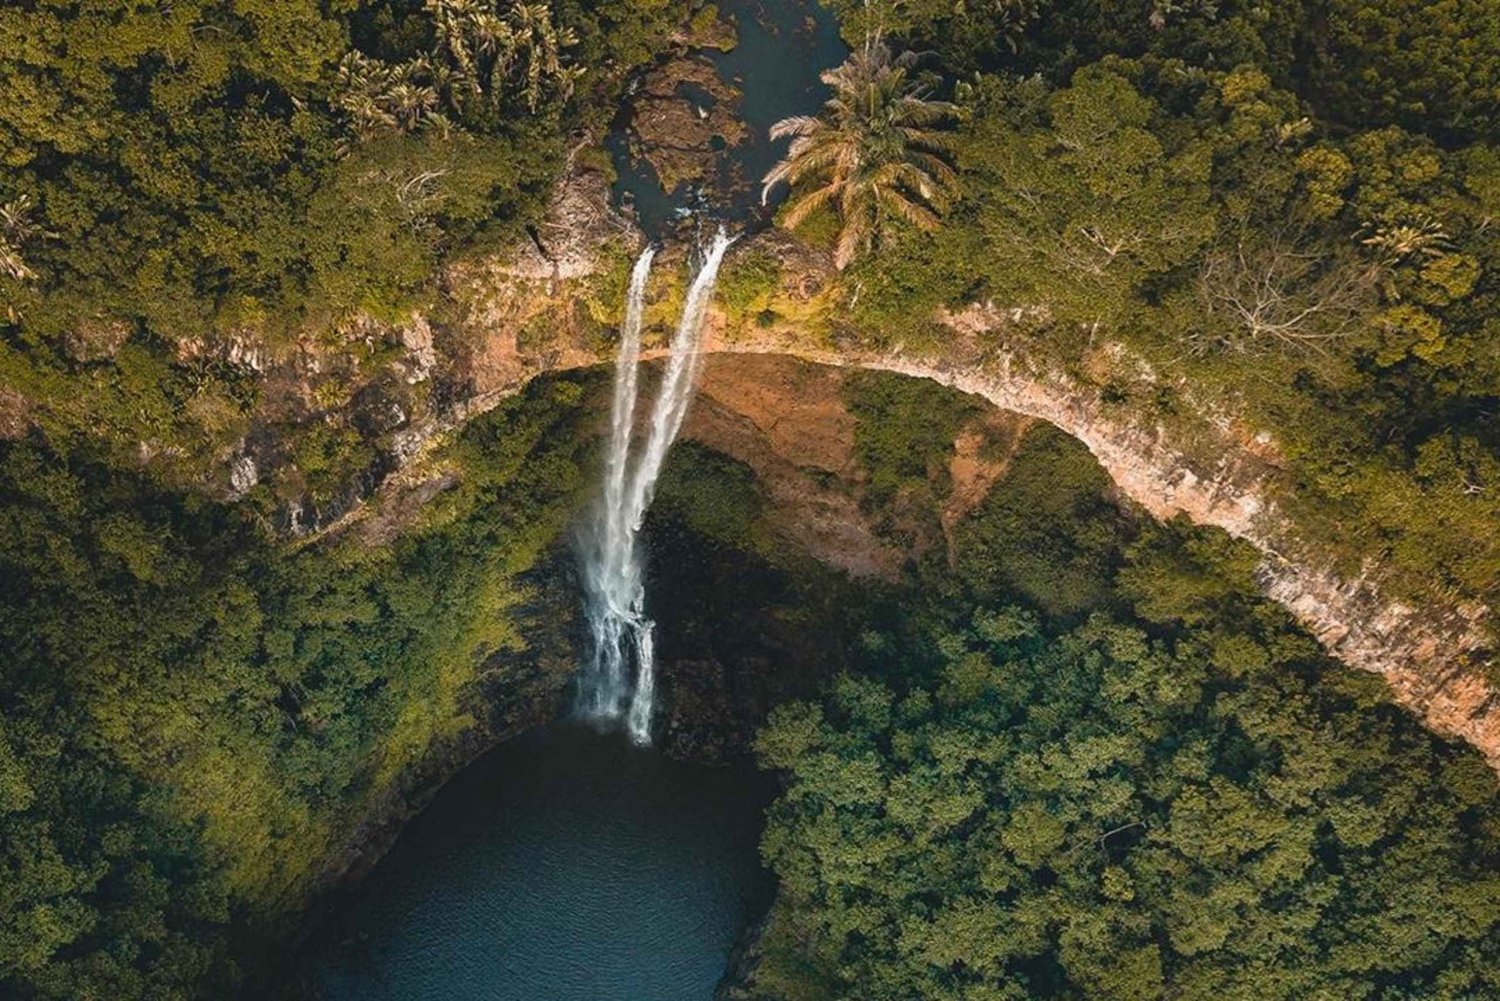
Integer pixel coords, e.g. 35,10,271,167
504,3,582,113
1,195,43,282
761,39,960,269
424,0,579,115
334,1,580,147
427,0,509,112
334,52,447,142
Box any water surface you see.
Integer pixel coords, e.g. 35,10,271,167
309,725,774,1000
609,0,847,234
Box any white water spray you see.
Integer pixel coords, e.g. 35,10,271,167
578,230,734,744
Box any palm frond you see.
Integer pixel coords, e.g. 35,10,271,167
834,203,872,269
878,186,942,231
769,116,824,141
781,181,844,229
762,37,959,268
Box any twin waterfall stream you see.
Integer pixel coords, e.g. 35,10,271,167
577,231,734,744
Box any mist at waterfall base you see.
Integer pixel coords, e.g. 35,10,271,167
306,725,775,1001
575,233,733,744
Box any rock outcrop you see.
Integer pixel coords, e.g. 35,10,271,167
685,316,1499,773
687,354,902,579
284,166,1498,775
627,55,746,193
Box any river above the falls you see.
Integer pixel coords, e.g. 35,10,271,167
306,725,776,1000
607,0,846,235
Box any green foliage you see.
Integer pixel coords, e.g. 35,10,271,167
0,0,685,482
954,425,1133,618
825,0,1047,71
6,1,1500,997
843,370,981,532
3,1,345,332
864,0,1499,143
755,520,1500,999
957,64,1216,328
718,249,784,323
0,376,595,999
1303,0,1500,141
335,0,583,140
814,35,1500,610
0,0,695,984
765,40,960,269
652,442,769,552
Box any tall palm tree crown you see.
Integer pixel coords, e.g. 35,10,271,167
761,40,960,269
333,0,580,142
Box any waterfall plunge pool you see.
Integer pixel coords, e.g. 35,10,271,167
306,725,775,1000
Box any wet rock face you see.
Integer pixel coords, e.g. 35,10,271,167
656,659,758,763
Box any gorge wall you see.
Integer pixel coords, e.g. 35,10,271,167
687,318,1499,773
375,172,1497,772
68,166,1488,775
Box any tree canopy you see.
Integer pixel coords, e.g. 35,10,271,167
757,599,1500,999
752,501,1500,1000
0,374,597,999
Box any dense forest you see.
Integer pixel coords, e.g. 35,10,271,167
800,0,1500,617
747,403,1500,999
3,0,1500,998
2,3,691,996
0,0,688,478
1,375,601,998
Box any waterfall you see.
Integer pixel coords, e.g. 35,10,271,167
578,229,734,744
577,246,656,722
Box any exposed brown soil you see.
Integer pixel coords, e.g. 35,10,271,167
0,386,28,439
687,354,902,579
942,410,1036,547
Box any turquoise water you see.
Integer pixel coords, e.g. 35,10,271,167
307,725,774,1000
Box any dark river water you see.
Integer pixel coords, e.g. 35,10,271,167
308,725,776,1000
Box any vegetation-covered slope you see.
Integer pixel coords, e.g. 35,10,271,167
745,394,1500,1001
776,0,1500,624
0,376,596,999
2,3,698,993
0,0,686,478
3,0,1500,998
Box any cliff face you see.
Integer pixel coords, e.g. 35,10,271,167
685,354,901,578
221,167,1496,774
703,326,1498,771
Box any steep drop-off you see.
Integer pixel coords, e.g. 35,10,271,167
289,168,1497,774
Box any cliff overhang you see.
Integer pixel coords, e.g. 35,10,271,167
278,167,1500,775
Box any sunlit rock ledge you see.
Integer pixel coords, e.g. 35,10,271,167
288,163,1497,776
